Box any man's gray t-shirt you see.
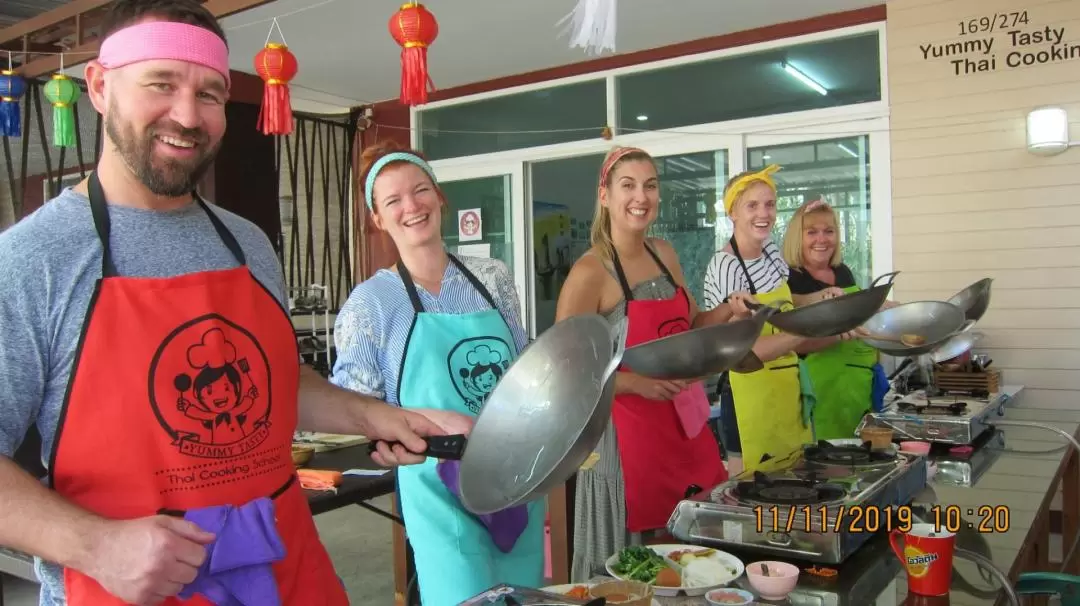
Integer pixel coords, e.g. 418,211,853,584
0,188,287,605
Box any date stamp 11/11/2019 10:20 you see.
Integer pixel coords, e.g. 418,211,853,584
753,504,1012,534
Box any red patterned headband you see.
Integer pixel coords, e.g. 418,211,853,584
599,147,649,187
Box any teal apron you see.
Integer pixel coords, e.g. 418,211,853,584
802,284,880,440
394,255,545,605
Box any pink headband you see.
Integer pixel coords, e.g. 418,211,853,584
599,146,648,186
804,199,829,213
98,21,231,89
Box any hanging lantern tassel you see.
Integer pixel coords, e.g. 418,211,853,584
556,0,617,56
0,69,25,138
389,2,439,106
254,43,298,136
43,73,80,148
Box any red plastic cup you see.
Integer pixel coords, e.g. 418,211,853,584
890,523,956,596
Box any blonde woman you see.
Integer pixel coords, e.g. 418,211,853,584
782,198,891,439
557,147,731,581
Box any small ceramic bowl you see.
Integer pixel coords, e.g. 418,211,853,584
588,580,653,606
860,427,894,450
705,587,756,605
746,561,800,600
900,441,932,455
291,445,314,467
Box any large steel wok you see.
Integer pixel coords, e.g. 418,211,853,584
619,304,778,380
750,271,899,338
369,315,628,515
860,301,971,356
948,278,993,324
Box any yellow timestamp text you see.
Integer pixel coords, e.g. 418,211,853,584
753,505,915,534
928,505,1011,533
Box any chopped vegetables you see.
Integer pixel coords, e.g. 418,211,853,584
611,546,667,583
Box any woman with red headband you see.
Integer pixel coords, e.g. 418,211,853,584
557,146,732,581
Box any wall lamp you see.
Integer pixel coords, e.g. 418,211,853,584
1027,107,1076,156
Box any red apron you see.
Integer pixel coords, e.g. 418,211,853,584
609,246,729,532
48,173,347,605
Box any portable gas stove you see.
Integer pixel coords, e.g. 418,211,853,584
667,441,927,565
856,388,1010,445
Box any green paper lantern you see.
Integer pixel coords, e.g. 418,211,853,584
43,73,80,148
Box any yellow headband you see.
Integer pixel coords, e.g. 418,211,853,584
723,164,780,215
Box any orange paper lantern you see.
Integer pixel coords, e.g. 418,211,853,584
254,43,298,135
389,2,438,106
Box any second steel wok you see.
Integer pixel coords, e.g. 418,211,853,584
759,271,900,338
620,304,778,380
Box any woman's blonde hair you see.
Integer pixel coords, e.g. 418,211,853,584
590,146,656,261
781,199,843,268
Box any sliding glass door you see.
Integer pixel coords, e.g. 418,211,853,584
433,162,528,317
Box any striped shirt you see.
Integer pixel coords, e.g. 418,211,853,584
702,240,789,310
329,256,528,404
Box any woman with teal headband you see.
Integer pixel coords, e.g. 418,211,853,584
330,140,544,604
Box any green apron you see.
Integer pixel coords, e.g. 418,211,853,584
395,255,545,605
802,284,880,440
729,280,814,473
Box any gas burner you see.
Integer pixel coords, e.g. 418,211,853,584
733,471,847,505
804,441,897,466
895,400,968,416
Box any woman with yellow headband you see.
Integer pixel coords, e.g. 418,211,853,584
558,146,733,581
782,197,894,440
703,166,819,475
330,141,544,604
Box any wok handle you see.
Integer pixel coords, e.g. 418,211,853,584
871,271,901,287
366,434,468,460
601,317,629,384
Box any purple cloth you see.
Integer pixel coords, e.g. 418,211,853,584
178,497,285,606
437,460,529,553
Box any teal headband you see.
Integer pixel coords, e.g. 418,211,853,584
364,152,439,211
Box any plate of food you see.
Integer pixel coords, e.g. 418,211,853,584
604,544,744,597
542,583,661,605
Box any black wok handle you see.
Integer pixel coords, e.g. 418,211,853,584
872,271,901,287
366,434,468,460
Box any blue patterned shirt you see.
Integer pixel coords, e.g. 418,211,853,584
330,256,527,405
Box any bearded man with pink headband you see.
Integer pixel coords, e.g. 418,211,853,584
0,1,461,605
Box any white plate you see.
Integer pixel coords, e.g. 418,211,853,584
542,583,661,605
604,544,745,597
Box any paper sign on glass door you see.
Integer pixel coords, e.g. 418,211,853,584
458,208,482,242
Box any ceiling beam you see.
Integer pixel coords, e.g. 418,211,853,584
9,0,276,80
0,0,112,46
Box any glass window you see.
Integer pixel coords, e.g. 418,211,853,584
617,32,881,132
440,175,515,274
746,136,872,287
649,150,729,307
530,153,607,334
418,80,607,160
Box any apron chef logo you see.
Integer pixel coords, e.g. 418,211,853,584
148,317,272,459
904,545,938,578
447,337,512,413
657,317,690,337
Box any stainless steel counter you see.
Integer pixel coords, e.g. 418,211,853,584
587,385,1080,605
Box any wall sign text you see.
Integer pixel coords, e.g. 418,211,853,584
918,10,1080,75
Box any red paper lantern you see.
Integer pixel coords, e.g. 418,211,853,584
254,43,298,135
389,2,439,106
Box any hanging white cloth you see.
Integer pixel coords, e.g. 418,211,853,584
556,0,617,56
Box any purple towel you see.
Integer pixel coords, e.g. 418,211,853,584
437,460,529,553
179,497,286,606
